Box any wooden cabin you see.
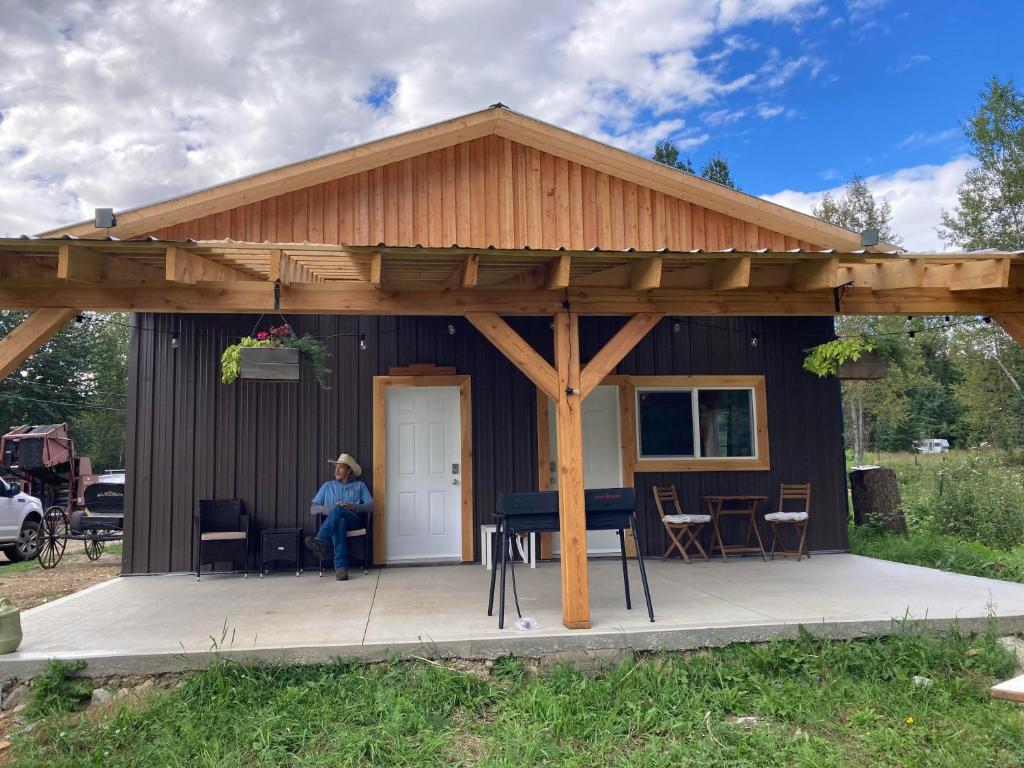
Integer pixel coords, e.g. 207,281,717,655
3,105,1023,629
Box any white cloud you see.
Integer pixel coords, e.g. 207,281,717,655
762,156,976,251
897,127,959,150
755,102,785,119
0,0,824,235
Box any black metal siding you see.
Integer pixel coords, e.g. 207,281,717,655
123,314,846,574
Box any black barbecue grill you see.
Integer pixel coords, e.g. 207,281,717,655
487,487,654,628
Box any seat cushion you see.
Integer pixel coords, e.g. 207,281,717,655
200,531,247,541
346,528,367,538
664,514,711,524
765,512,809,522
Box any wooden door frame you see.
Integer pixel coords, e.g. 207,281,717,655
372,375,474,565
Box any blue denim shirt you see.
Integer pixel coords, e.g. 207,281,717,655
311,479,373,514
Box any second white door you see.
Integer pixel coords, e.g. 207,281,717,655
548,385,624,555
385,386,462,563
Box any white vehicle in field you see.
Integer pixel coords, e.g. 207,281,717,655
0,477,44,561
916,438,950,454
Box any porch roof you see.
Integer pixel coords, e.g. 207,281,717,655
0,237,1023,316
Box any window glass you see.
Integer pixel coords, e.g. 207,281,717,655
637,390,694,458
697,389,754,457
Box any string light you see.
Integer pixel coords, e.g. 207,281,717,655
750,331,760,348
359,333,367,351
447,323,456,335
171,331,179,349
672,320,681,334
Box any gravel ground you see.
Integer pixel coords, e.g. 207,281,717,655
0,550,120,610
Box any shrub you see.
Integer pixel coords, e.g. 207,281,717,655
25,660,92,718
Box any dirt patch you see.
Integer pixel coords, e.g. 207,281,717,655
0,551,120,610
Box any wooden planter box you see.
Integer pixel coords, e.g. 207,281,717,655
836,350,888,380
238,347,300,382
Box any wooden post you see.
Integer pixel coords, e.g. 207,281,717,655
0,309,78,380
553,311,590,629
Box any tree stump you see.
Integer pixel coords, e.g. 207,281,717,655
848,466,908,535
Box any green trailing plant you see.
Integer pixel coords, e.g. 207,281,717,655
221,325,331,389
803,337,876,377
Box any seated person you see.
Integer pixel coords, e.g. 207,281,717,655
304,453,373,580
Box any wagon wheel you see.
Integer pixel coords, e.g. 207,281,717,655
84,529,106,561
37,507,68,569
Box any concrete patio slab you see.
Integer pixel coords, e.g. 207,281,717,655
3,553,1024,679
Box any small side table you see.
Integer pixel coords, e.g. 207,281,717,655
480,524,536,570
260,527,302,577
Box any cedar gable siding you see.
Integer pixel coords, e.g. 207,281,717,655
148,136,819,252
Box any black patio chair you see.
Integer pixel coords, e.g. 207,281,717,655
194,498,249,580
313,510,373,576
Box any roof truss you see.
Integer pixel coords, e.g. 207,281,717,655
0,238,1022,316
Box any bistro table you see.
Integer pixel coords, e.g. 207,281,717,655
702,495,768,561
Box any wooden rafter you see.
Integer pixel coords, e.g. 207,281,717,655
58,244,163,284
268,250,321,285
0,308,78,380
630,257,662,290
165,246,256,284
444,253,479,288
369,252,384,288
791,257,839,291
994,313,1024,345
712,256,751,290
546,254,572,290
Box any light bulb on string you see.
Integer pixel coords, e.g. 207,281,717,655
171,331,179,350
359,333,367,351
750,331,760,348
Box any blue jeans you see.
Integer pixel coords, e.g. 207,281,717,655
316,506,365,569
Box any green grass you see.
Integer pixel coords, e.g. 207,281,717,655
850,527,1024,584
10,626,1024,767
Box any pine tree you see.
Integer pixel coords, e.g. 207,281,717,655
652,139,694,173
700,153,737,189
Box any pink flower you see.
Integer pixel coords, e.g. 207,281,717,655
255,331,269,340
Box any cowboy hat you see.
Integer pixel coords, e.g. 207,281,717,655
328,453,362,477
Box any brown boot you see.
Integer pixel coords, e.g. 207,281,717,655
304,536,325,556
335,568,349,581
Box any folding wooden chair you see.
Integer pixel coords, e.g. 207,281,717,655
652,485,710,562
764,483,811,560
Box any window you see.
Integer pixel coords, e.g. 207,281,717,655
631,376,769,471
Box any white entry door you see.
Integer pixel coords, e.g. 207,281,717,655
549,385,623,555
385,386,462,563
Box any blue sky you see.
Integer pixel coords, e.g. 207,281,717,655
0,0,1019,249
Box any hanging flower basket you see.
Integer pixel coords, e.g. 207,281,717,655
836,349,888,380
238,347,300,381
221,325,331,389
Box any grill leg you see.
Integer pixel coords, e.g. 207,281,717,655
618,528,632,610
630,516,654,622
498,521,508,629
487,520,500,616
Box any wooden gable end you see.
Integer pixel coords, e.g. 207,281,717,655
147,135,820,251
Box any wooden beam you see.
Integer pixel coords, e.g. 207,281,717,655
6,282,1024,316
579,313,663,398
790,257,839,291
553,311,590,629
0,309,77,380
994,313,1024,345
546,254,572,289
630,257,662,290
0,255,56,282
57,244,163,284
165,246,254,284
444,253,480,288
712,256,751,290
369,251,384,288
57,244,105,282
872,259,924,291
465,312,559,399
941,258,1011,292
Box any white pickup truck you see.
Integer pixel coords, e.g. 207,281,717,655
0,478,44,562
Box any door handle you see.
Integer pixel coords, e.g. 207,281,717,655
452,478,460,485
